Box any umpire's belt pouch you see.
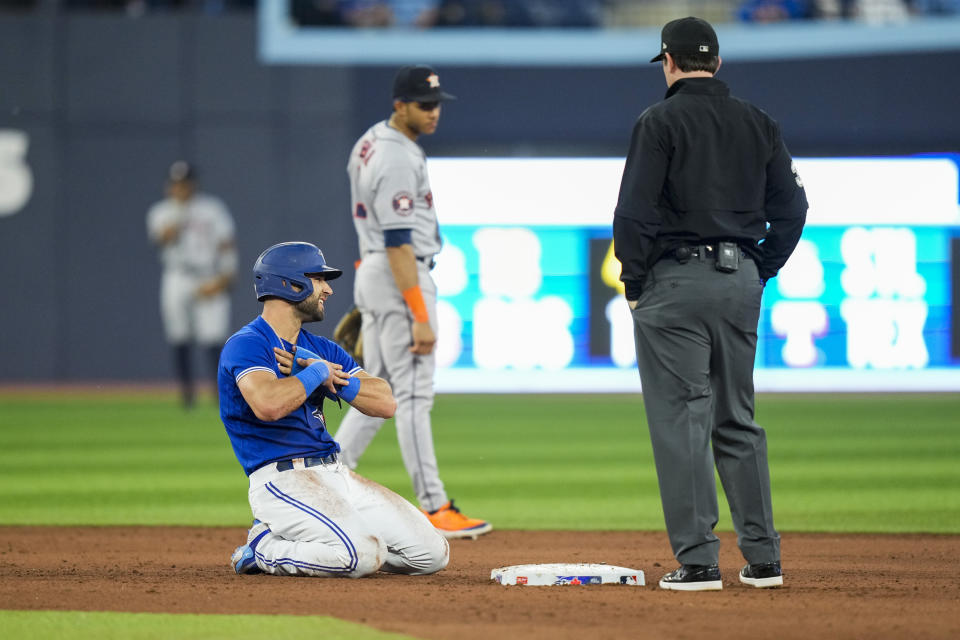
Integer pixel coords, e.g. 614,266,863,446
673,246,693,263
715,241,740,273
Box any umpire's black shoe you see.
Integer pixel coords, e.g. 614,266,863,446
658,564,723,591
739,561,783,588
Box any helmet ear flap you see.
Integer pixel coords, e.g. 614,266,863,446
253,271,313,302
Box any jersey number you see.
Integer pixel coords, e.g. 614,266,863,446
358,140,375,166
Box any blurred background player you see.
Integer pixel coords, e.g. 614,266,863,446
147,160,238,407
335,65,491,539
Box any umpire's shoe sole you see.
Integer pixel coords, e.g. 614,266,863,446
659,564,723,591
739,562,783,588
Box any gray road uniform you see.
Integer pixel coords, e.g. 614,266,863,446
336,120,448,512
146,192,237,346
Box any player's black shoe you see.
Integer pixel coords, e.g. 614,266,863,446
739,561,783,588
658,564,723,591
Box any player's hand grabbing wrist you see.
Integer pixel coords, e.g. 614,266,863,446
294,360,330,395
289,346,320,375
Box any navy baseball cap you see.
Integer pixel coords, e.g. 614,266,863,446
392,65,457,103
650,17,719,63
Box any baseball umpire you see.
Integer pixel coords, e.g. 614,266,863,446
221,241,449,578
613,17,808,590
146,161,237,408
334,65,491,539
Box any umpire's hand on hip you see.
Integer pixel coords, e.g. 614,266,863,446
410,321,436,355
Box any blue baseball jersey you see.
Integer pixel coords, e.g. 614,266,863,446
218,315,363,475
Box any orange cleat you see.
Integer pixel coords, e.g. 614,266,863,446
423,500,492,540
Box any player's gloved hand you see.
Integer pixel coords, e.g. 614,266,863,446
333,306,363,364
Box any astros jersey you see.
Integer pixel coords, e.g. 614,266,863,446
218,316,363,476
347,120,442,258
146,193,235,277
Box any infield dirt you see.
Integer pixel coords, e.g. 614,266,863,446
2,526,958,639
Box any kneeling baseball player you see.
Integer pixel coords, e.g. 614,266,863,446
220,241,449,577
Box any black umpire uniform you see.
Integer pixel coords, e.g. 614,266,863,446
613,17,807,590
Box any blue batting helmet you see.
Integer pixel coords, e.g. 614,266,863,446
253,242,343,303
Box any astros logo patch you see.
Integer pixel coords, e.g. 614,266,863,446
392,192,415,216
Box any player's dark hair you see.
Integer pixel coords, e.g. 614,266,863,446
671,53,720,74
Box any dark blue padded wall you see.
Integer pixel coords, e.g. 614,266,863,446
0,12,956,381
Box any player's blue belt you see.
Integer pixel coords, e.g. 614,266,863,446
275,454,339,471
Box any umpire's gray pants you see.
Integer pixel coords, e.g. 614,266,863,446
631,254,780,566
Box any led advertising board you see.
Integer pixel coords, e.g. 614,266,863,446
420,157,960,392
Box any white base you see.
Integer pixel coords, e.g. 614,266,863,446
491,563,645,586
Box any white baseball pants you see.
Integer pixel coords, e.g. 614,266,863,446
246,458,449,577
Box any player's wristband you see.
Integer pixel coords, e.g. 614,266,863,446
294,361,330,395
290,346,320,375
402,285,429,323
336,376,361,403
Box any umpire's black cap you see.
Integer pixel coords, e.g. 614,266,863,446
392,65,457,103
650,17,719,63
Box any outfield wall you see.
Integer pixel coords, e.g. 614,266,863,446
1,12,958,388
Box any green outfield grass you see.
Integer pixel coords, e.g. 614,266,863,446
0,610,416,640
0,391,957,532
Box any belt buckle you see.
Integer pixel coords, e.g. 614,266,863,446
306,454,338,468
